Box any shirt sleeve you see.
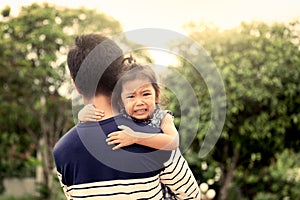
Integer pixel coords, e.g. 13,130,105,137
160,149,201,200
56,171,73,200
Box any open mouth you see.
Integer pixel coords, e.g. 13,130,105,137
134,109,148,115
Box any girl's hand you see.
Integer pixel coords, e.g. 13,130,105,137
106,126,138,150
78,104,104,122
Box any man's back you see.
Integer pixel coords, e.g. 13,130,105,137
53,114,171,199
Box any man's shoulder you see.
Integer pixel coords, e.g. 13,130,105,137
53,125,78,154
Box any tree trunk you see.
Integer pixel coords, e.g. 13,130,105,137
36,95,72,199
36,136,53,200
218,147,239,200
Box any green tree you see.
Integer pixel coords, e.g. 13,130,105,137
0,3,122,198
166,21,300,199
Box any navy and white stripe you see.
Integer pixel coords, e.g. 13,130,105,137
57,173,164,199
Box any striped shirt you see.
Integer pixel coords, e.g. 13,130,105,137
53,115,200,199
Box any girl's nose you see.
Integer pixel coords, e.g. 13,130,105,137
135,98,145,106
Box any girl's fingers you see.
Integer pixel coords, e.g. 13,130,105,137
78,104,105,122
107,139,119,145
95,110,105,115
86,105,105,116
106,134,119,142
94,111,105,120
83,116,98,121
112,144,122,150
107,132,121,138
81,116,96,122
88,114,99,118
84,112,103,120
95,113,105,118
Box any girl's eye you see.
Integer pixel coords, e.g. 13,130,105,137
126,95,135,99
143,92,152,96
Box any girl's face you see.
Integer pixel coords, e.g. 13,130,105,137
121,78,157,120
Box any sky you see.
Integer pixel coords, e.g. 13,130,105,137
1,0,300,66
1,0,300,33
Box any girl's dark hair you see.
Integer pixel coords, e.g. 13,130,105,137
112,63,161,111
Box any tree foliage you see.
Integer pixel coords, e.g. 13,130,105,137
0,3,122,198
166,21,300,199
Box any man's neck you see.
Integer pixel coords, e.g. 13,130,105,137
84,94,115,120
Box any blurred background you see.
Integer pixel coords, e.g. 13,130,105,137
0,0,299,200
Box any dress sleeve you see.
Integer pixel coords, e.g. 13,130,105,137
150,108,173,128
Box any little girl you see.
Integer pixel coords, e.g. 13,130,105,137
78,63,179,151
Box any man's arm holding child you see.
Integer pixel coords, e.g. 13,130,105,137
160,149,201,200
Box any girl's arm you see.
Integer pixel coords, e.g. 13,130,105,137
106,113,179,150
78,104,104,122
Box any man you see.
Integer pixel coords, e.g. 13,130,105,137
53,34,201,199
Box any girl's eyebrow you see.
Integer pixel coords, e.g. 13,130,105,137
123,91,135,96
